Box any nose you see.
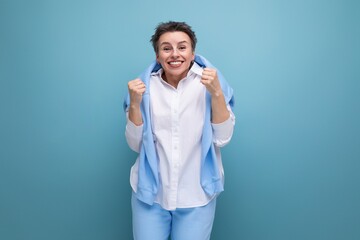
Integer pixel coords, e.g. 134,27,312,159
171,48,179,58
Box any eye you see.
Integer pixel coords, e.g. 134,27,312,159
179,46,187,51
163,46,172,52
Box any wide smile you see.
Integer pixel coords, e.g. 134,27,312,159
167,61,184,68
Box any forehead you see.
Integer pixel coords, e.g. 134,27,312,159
158,31,191,45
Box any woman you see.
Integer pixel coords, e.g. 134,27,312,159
124,21,235,240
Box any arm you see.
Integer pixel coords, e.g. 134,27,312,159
211,91,230,124
125,78,146,152
201,68,235,147
128,78,145,126
201,68,230,123
125,112,143,152
212,106,235,147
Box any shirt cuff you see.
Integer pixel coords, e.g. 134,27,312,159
126,118,143,138
211,114,234,143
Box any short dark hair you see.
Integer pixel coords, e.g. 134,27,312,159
150,21,197,54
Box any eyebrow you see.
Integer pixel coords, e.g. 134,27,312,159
159,41,189,46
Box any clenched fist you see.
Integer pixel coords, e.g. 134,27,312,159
201,68,230,124
201,68,223,97
128,78,146,106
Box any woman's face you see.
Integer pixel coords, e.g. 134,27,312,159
156,31,195,81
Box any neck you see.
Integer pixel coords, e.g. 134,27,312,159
162,72,183,88
162,62,193,88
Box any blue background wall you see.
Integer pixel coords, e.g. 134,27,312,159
1,0,359,239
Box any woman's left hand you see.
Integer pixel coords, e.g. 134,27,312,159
201,68,223,97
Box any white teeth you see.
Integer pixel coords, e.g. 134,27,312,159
169,61,181,65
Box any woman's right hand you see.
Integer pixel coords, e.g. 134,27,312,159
128,78,146,106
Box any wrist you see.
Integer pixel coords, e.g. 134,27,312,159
129,103,141,109
212,90,224,98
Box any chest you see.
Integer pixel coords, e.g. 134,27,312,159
149,75,206,131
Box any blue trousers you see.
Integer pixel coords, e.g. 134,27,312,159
131,193,217,240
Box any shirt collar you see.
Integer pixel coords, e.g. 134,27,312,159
151,62,204,78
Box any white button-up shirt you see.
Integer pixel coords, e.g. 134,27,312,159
125,63,235,210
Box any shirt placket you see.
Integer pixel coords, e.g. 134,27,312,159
169,89,180,208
